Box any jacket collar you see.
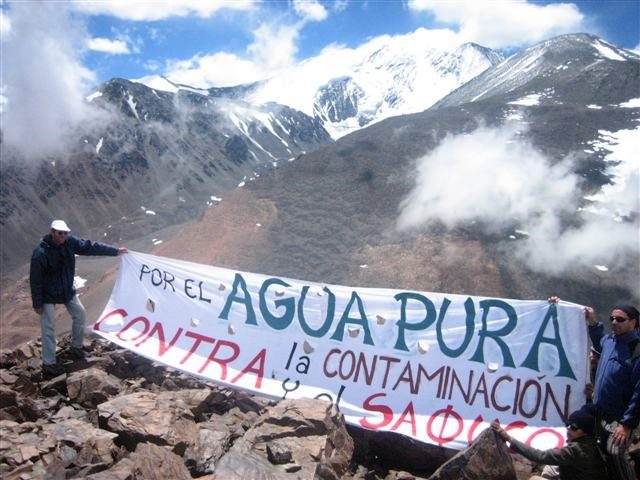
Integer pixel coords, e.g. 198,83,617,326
614,329,640,344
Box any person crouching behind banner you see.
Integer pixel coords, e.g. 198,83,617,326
491,404,608,480
30,219,127,380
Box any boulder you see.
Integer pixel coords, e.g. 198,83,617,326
67,367,121,408
426,428,516,480
213,397,353,480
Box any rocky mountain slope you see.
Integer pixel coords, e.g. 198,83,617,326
0,33,502,278
0,78,332,275
150,33,639,313
434,33,640,108
1,33,638,351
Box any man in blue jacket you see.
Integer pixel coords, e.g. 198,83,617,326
586,303,639,480
30,219,127,378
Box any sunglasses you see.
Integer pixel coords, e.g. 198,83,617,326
610,316,629,323
566,424,580,431
53,230,69,236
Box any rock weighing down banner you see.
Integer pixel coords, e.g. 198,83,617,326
94,251,589,451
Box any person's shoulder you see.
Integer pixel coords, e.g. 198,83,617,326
628,335,640,360
64,235,82,247
30,245,43,259
618,331,640,345
573,434,599,445
31,237,49,254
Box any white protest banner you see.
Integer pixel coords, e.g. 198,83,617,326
93,251,589,451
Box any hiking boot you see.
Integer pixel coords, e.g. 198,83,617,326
68,347,86,360
42,363,65,379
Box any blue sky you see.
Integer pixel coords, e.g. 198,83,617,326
2,0,639,92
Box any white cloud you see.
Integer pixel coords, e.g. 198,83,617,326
0,11,10,111
136,0,330,88
0,9,10,34
162,21,301,87
1,3,98,158
332,0,349,13
397,123,579,231
72,0,256,21
87,37,130,54
293,0,328,22
397,123,639,275
517,210,639,274
408,0,584,48
162,52,266,88
248,23,300,72
584,128,640,220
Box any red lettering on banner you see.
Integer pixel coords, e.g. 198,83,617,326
526,427,564,448
466,415,484,444
198,339,240,378
358,391,567,448
231,349,267,388
94,308,128,331
427,405,464,446
392,401,417,437
95,308,266,388
96,305,575,450
182,331,217,364
137,323,184,354
504,420,528,435
359,393,394,429
117,316,150,342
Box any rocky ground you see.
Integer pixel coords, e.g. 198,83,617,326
0,334,557,480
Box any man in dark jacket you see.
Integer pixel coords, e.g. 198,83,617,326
30,219,127,378
491,404,608,480
586,303,639,480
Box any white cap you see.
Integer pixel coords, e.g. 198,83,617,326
50,219,71,232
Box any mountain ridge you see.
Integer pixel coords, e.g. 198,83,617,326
139,31,505,139
434,33,640,108
0,77,333,276
0,33,638,352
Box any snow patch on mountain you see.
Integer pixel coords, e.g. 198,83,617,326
584,127,640,221
508,94,541,106
593,40,628,61
137,75,211,96
621,98,640,108
126,94,139,119
86,91,102,102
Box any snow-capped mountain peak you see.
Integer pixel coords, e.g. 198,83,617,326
138,29,503,139
245,30,504,138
